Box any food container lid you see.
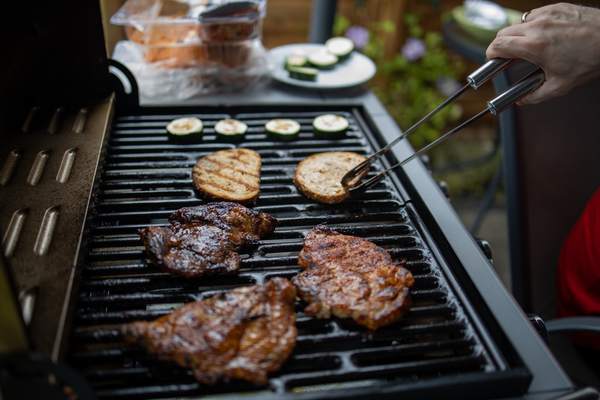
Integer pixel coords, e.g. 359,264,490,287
110,0,266,26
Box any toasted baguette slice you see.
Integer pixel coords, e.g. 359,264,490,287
294,152,367,204
193,149,261,205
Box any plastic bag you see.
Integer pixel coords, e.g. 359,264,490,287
112,39,271,100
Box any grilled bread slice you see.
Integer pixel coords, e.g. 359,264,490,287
293,151,367,204
193,148,261,205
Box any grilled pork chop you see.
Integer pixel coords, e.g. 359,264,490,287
292,225,414,329
139,202,279,278
120,277,297,385
193,148,261,205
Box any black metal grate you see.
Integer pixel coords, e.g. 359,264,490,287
66,106,528,399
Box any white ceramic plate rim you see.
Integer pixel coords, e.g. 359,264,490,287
269,43,377,89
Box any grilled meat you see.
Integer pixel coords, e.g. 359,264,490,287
193,148,261,205
292,224,414,330
120,277,297,385
140,202,279,278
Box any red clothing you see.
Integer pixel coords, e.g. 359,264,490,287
557,186,600,350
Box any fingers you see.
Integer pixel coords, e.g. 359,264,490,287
517,89,545,105
518,78,567,105
515,81,548,105
486,34,529,62
486,6,546,60
520,6,544,24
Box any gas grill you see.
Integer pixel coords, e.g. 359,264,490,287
0,2,584,400
65,91,530,399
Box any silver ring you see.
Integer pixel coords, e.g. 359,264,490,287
521,11,531,23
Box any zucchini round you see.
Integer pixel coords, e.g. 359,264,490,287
167,117,204,143
265,119,301,142
285,54,308,70
313,114,349,139
214,119,248,142
288,66,318,82
325,37,354,61
307,50,338,70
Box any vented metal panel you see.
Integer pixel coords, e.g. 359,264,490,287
66,106,530,399
0,96,114,359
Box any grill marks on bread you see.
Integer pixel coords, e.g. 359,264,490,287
193,148,261,205
292,225,415,329
139,202,279,279
120,278,297,385
294,152,367,204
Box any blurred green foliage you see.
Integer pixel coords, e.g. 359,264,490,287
335,13,465,149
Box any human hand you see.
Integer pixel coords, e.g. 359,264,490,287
486,3,600,105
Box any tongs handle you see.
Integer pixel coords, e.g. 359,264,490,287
341,58,516,188
467,58,516,89
348,67,546,196
487,68,545,115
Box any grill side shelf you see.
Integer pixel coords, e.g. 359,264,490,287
403,202,534,385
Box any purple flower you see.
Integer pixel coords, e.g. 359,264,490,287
401,37,426,61
436,76,462,97
344,25,370,51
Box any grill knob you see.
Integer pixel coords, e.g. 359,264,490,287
527,314,550,346
436,180,450,199
419,155,432,172
475,238,493,263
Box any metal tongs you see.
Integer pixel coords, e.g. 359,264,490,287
342,59,546,194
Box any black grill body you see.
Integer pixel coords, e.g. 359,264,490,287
65,98,539,399
0,4,577,399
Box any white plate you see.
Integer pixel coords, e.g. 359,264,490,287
269,43,377,89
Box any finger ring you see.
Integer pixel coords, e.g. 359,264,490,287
521,11,531,23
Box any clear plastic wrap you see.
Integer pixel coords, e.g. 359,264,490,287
112,39,270,100
110,0,270,99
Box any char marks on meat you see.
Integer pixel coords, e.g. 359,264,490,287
139,202,279,278
292,224,415,330
120,277,297,385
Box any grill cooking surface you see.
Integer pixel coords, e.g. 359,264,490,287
67,106,527,399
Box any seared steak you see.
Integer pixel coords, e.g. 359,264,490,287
120,277,297,385
140,202,279,278
292,224,414,329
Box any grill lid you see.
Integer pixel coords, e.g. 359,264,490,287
0,97,114,360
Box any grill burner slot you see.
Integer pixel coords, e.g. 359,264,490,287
66,107,530,399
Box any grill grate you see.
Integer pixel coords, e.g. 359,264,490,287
66,106,526,399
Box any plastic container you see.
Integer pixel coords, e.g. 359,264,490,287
110,0,270,99
111,0,266,67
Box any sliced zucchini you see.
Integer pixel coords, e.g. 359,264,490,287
288,66,318,82
307,50,338,70
167,117,204,143
214,119,248,142
313,114,349,139
325,37,354,61
285,54,308,70
265,119,301,142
